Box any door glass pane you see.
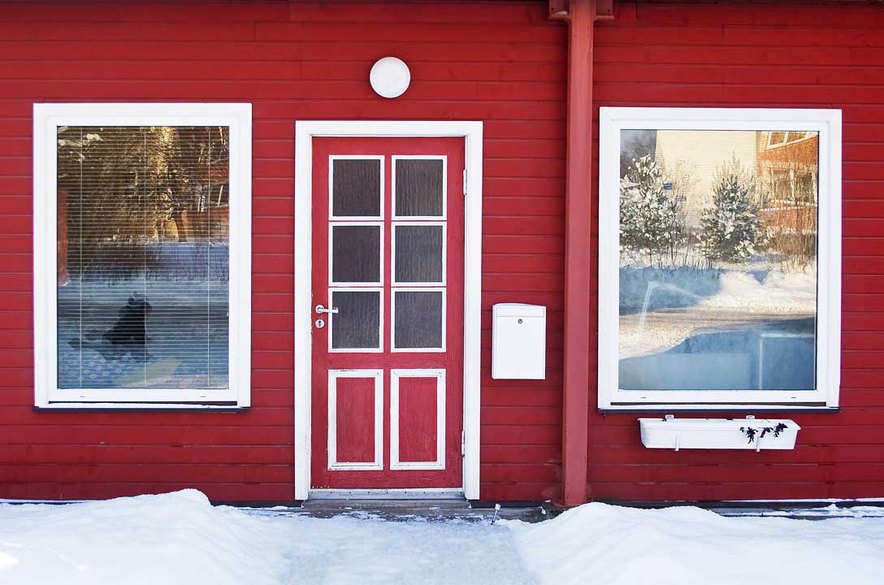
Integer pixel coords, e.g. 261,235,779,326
332,159,381,217
332,225,381,283
56,125,230,390
395,159,444,217
394,291,443,349
331,291,381,350
394,225,443,283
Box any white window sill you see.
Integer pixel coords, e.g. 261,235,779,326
601,404,838,413
35,403,249,411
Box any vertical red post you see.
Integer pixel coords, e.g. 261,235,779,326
559,0,595,506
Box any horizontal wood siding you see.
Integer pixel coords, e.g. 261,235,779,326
589,1,884,502
0,0,566,502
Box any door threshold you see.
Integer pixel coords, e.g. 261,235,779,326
308,488,465,501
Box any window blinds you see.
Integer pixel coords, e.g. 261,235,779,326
56,126,230,391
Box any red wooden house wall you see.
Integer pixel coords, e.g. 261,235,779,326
589,1,884,502
1,0,883,505
0,0,566,503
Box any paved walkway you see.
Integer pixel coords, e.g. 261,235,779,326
245,503,538,584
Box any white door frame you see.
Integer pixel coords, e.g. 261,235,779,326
294,120,483,500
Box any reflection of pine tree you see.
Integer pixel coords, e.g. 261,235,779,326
620,154,685,265
700,159,766,263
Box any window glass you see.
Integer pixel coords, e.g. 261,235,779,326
617,128,819,392
332,159,382,217
767,131,788,146
57,126,230,390
331,290,381,350
394,291,443,350
394,224,444,284
395,158,444,217
331,225,381,284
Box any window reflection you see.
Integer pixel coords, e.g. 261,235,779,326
56,126,230,390
618,129,818,391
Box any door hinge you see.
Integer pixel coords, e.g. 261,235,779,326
463,168,467,197
461,430,466,456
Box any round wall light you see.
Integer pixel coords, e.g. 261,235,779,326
370,57,411,99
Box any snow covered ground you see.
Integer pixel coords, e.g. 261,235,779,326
0,490,531,585
507,503,884,585
2,490,883,585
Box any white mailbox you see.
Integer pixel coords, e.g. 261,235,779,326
492,303,546,380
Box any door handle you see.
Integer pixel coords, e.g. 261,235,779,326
315,304,339,315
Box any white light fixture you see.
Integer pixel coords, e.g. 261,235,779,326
370,57,411,99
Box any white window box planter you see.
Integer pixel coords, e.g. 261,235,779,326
639,416,800,451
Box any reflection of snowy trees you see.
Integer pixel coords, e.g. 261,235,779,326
58,126,229,279
619,145,813,272
620,155,686,266
700,159,767,264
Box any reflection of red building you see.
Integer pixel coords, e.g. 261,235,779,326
168,144,230,243
57,188,68,285
757,132,819,263
167,184,230,243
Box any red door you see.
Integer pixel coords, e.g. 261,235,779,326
310,137,464,491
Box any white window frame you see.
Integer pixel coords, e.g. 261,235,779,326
598,107,841,411
33,103,252,408
328,155,384,221
391,287,446,353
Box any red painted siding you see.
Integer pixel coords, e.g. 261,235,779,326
588,1,884,502
0,0,566,502
3,0,882,505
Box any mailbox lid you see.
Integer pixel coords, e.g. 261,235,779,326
492,303,546,319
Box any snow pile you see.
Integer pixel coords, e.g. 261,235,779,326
506,503,884,585
0,490,290,585
700,269,816,313
0,490,532,585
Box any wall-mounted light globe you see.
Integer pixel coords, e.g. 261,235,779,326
369,57,411,99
